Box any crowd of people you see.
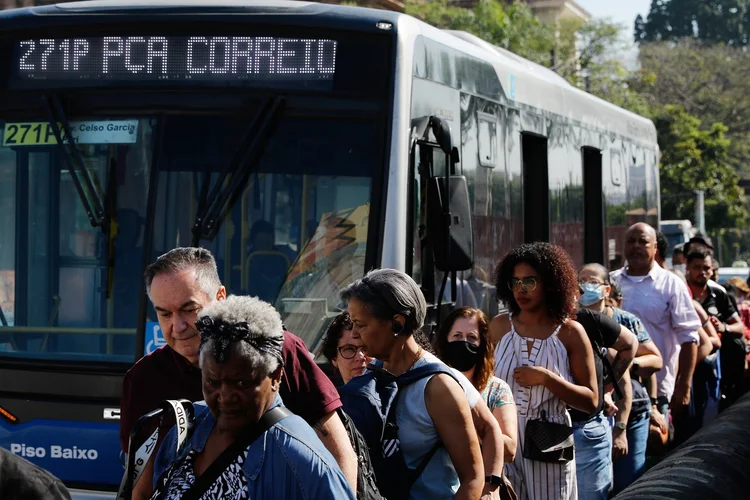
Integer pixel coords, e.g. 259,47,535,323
4,221,749,500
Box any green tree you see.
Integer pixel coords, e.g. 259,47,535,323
404,0,554,65
630,40,750,177
635,0,749,46
654,105,748,229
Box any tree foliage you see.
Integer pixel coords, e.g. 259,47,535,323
404,0,553,66
630,40,750,177
655,105,748,228
635,0,750,46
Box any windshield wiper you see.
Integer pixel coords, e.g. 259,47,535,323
191,96,285,246
43,95,108,231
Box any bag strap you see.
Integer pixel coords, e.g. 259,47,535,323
117,399,194,500
391,363,455,490
180,405,292,500
593,346,624,400
385,363,460,426
396,362,457,387
405,441,442,491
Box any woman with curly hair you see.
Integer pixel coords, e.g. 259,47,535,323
434,307,518,462
489,242,597,500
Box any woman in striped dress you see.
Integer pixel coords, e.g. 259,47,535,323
490,243,598,500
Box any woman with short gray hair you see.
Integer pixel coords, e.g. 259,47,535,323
340,269,504,500
151,295,354,500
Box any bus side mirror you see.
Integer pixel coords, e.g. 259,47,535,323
430,118,453,156
426,175,474,272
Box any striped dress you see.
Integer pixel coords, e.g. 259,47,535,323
494,314,577,500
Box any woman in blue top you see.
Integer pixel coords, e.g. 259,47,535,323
341,269,504,500
151,295,355,500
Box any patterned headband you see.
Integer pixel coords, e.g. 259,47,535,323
196,316,284,364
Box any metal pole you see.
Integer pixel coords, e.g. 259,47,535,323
695,190,706,236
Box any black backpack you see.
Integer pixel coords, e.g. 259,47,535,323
338,361,458,500
337,408,386,500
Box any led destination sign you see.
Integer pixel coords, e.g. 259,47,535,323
14,36,338,86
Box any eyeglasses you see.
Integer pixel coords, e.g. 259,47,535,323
578,280,606,293
337,344,366,360
508,277,538,292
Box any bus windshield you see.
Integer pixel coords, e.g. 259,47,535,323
0,109,380,363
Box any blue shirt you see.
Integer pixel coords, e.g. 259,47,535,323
395,352,480,499
153,396,355,500
610,307,652,344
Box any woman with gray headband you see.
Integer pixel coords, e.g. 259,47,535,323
151,296,354,500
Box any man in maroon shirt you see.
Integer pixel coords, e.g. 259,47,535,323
120,247,356,499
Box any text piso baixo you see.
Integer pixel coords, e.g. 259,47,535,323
11,443,99,460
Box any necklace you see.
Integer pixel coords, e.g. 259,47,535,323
407,346,423,372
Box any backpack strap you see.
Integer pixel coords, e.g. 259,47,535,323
592,345,624,400
390,362,459,486
117,399,194,500
405,440,443,491
396,362,458,387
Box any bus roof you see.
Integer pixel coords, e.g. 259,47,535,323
430,28,657,144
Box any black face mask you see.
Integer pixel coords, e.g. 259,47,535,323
443,340,481,372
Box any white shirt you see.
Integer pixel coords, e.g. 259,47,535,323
611,264,700,400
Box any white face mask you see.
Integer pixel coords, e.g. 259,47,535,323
673,264,686,274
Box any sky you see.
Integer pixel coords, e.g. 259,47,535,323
577,0,652,32
576,0,653,65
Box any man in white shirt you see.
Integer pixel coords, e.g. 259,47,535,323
610,223,701,426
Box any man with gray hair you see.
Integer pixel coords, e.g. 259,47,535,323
120,247,356,499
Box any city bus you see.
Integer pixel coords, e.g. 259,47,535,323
0,1,660,497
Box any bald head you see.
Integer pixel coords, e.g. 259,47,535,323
624,223,657,276
627,223,656,240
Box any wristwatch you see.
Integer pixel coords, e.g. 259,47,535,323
485,475,503,486
614,421,627,431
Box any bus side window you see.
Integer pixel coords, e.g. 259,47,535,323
583,147,604,264
521,132,549,243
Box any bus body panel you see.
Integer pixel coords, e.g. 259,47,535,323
0,418,121,486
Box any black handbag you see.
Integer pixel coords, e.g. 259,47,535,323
523,410,574,463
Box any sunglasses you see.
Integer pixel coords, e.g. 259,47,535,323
508,277,538,292
337,344,366,360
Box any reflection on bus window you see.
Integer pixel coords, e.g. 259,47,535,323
0,119,154,362
150,115,378,354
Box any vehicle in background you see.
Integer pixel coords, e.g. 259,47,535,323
718,267,750,286
661,219,696,267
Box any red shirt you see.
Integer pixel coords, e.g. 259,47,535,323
119,331,341,452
